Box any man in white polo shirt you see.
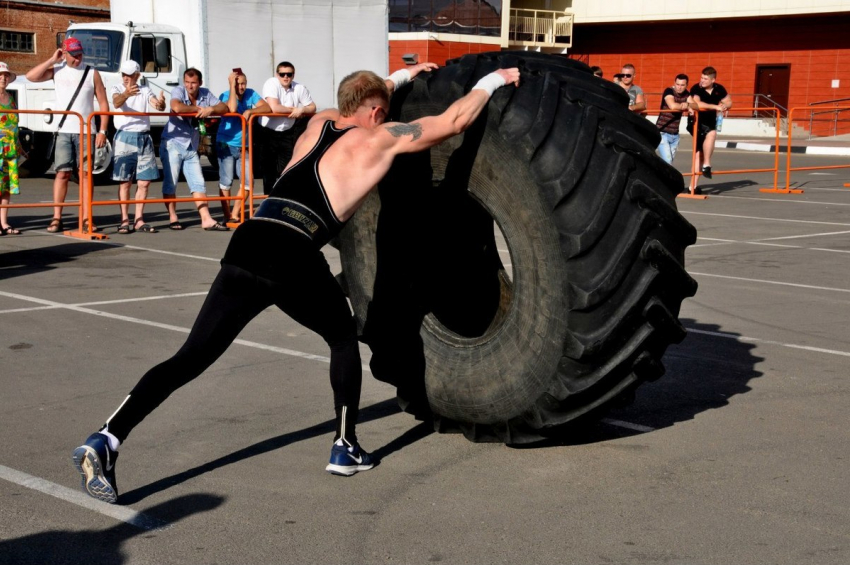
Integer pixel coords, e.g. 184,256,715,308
111,60,166,233
259,61,316,194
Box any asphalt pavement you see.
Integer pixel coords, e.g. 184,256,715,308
1,148,849,564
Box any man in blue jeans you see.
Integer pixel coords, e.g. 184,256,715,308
160,67,229,231
217,70,270,222
656,73,693,166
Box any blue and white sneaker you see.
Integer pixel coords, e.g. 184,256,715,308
325,442,375,476
72,432,119,504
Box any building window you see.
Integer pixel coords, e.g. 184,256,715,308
390,0,502,37
0,31,35,53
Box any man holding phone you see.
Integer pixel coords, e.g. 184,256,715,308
259,61,316,194
110,60,166,233
217,69,270,222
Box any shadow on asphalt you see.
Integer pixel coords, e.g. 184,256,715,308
0,493,225,565
0,242,112,282
512,319,763,448
119,398,432,505
692,178,758,195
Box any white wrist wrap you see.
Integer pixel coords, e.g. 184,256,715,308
387,69,411,90
471,72,505,96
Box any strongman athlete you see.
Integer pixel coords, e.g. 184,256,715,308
72,63,521,504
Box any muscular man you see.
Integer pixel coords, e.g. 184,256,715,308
687,66,732,191
72,62,520,504
26,37,109,233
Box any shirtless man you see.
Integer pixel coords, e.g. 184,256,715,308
72,62,520,503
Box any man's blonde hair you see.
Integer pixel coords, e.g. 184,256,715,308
337,70,389,117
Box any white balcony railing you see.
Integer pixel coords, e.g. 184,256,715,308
508,8,573,48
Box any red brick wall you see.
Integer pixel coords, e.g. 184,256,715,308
573,14,850,135
0,1,110,74
389,40,499,70
391,13,850,135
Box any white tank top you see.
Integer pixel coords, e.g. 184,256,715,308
53,63,96,134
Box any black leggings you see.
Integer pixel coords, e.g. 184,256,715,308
105,262,362,444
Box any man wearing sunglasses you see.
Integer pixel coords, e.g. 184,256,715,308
614,64,646,113
259,62,316,194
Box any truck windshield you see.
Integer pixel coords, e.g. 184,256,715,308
66,30,124,73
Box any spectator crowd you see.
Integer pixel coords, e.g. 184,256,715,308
0,45,733,234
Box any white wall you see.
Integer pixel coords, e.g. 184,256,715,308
570,0,850,23
112,0,388,109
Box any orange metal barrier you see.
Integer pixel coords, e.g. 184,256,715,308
641,109,707,200
0,108,87,231
680,106,781,200
245,112,305,218
78,111,250,239
763,105,850,195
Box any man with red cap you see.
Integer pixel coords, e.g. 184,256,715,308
26,36,110,233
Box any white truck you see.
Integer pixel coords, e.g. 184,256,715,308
9,0,388,174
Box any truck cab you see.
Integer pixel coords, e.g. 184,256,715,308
9,21,186,173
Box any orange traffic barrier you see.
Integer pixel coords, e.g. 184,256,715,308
640,108,707,200
764,105,850,195
0,108,87,230
681,107,782,199
77,111,250,240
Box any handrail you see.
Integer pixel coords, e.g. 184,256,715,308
762,105,850,194
809,97,850,106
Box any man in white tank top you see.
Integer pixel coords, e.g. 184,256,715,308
26,36,109,233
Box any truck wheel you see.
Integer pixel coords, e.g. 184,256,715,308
337,52,698,444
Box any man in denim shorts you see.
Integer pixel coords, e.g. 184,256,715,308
25,37,109,233
111,60,166,233
160,67,229,231
217,70,269,222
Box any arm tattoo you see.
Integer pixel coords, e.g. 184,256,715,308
386,123,422,141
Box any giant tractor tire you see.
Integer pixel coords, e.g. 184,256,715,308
336,52,698,444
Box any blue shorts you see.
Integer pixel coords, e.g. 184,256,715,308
216,142,246,190
112,130,159,182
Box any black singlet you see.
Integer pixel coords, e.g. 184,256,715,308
256,120,353,246
222,120,354,279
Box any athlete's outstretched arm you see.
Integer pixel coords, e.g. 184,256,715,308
378,68,520,155
384,62,440,95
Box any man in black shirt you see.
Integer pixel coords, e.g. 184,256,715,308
687,66,732,192
657,73,693,165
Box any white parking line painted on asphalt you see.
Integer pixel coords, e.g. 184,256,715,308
682,211,850,227
0,464,168,531
758,229,850,241
691,238,850,254
708,195,850,206
687,328,850,358
601,419,655,433
690,271,850,293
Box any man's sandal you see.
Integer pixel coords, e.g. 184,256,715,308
47,218,64,233
135,221,157,233
82,219,101,233
117,220,132,234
